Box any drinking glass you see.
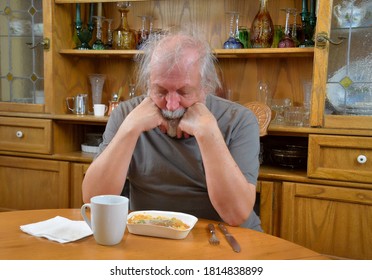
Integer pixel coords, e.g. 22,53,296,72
278,8,296,48
271,25,283,48
270,98,292,124
223,12,244,49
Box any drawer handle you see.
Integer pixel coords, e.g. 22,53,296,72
357,155,367,164
16,131,24,138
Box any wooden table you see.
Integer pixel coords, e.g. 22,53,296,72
0,209,329,260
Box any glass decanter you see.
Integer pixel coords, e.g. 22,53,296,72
250,0,274,48
113,1,136,50
223,12,244,49
278,8,296,48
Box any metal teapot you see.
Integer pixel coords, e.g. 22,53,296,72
66,93,88,115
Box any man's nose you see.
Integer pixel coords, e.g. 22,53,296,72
165,92,181,111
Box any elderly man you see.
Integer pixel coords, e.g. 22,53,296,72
82,31,262,230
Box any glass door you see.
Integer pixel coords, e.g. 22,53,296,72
311,0,372,129
0,0,44,105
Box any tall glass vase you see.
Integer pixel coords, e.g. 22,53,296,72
250,0,274,48
89,74,106,106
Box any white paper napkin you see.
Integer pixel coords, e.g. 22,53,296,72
20,216,93,243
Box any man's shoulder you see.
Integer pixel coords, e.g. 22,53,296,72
207,94,251,116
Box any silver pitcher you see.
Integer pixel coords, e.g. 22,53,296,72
66,94,88,115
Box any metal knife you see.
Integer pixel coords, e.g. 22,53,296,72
218,223,241,253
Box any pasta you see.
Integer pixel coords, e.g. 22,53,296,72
128,214,190,230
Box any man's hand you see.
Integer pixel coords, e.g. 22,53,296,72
178,102,217,138
123,97,166,135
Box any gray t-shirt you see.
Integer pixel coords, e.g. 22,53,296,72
97,94,262,231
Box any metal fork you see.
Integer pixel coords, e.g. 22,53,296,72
208,223,220,245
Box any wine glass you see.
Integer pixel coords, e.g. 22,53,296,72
104,18,114,49
137,15,149,49
291,10,300,47
223,11,244,49
92,16,105,50
113,1,136,50
278,8,296,48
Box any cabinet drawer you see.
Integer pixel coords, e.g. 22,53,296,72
0,117,52,154
308,135,372,183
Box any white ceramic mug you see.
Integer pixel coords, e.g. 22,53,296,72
93,104,108,116
81,195,129,246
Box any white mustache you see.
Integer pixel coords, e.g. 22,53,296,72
161,108,186,120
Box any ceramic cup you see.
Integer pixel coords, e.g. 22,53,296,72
81,195,129,246
93,104,108,117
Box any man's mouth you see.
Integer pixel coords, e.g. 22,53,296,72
161,108,186,120
161,108,186,137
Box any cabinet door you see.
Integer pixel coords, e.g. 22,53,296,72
312,0,372,129
257,180,281,236
281,182,372,259
70,163,89,208
0,0,46,113
0,156,69,211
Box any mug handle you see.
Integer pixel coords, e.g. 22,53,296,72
66,97,74,112
81,203,92,229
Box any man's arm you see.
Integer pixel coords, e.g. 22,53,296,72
179,103,258,226
82,97,165,203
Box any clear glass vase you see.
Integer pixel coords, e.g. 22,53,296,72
89,74,106,106
113,2,136,50
250,0,274,48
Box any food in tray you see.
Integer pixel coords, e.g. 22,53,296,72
127,214,190,230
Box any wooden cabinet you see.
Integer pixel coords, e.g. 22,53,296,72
0,155,69,211
70,163,89,208
0,0,371,259
308,134,372,184
281,182,372,259
0,117,52,154
256,180,281,236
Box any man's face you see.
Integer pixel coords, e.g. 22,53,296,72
148,50,205,120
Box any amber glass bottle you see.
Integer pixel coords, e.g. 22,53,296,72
250,0,274,48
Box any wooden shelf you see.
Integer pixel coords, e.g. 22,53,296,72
55,0,148,3
59,48,314,59
59,49,142,58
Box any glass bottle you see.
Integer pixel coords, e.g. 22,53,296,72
113,2,136,50
250,0,274,48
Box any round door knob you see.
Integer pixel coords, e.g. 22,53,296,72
16,131,23,138
357,155,367,164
